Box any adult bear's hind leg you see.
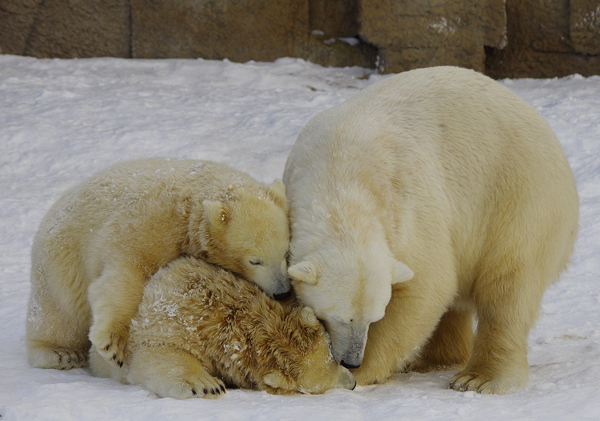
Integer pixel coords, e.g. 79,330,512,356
447,266,542,394
409,308,473,373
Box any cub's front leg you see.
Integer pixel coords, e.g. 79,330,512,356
88,265,148,368
127,345,226,399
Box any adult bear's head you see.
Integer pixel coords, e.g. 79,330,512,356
287,227,413,369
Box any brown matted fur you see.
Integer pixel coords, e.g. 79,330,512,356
89,257,355,399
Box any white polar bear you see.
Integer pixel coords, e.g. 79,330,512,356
283,66,579,394
27,158,290,370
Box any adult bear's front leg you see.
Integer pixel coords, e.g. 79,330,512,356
351,274,456,386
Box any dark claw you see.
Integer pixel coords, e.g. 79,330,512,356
220,385,225,393
112,353,117,360
105,345,110,351
192,389,197,396
118,360,123,368
216,389,221,395
210,389,215,395
203,388,208,395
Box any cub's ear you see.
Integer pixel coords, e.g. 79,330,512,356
268,179,287,207
263,371,292,390
392,261,414,284
288,261,318,285
300,307,320,328
203,200,229,227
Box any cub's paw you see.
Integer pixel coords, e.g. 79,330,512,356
55,348,88,369
447,369,526,395
34,347,87,370
164,374,226,399
89,325,128,368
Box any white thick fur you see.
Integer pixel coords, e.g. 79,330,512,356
89,257,355,398
283,66,579,394
27,158,290,370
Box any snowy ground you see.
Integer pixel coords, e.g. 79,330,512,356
0,55,599,420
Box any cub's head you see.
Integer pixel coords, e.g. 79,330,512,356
202,179,291,299
287,237,413,370
261,307,356,395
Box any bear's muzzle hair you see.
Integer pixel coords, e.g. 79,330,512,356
329,321,369,370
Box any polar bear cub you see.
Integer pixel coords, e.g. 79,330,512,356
89,257,356,398
283,66,579,394
27,158,290,370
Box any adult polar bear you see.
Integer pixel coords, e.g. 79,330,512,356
283,66,579,394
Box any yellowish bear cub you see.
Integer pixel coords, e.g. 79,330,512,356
27,158,290,370
283,66,579,394
89,257,355,398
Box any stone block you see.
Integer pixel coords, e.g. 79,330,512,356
0,0,43,55
132,0,308,62
359,0,506,73
507,0,571,53
570,0,600,55
17,0,130,58
309,0,358,38
379,43,486,73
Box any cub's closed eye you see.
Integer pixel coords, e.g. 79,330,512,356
249,259,263,266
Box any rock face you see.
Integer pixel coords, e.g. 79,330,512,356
485,0,600,78
0,0,130,58
571,0,600,55
0,0,598,78
359,0,507,73
131,0,306,62
130,0,375,68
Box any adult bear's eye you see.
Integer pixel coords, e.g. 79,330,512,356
249,259,263,266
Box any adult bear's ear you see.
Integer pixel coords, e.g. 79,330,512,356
288,261,318,285
267,179,287,208
203,200,229,227
392,261,414,284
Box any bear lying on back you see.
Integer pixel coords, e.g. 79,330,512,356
27,158,290,370
89,256,356,398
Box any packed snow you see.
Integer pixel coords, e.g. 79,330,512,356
1,55,599,420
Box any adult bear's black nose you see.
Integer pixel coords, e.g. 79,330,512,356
340,360,361,370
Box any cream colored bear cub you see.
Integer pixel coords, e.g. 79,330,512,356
27,158,290,370
283,66,579,394
89,257,356,398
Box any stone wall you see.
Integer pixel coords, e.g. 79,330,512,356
359,0,507,73
1,0,599,78
1,0,131,58
486,0,600,78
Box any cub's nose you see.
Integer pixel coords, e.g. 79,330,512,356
273,291,291,300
